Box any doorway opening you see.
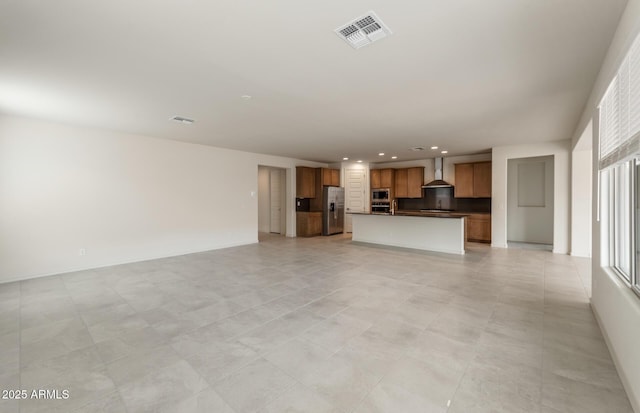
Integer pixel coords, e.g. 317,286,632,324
258,166,286,240
507,155,554,251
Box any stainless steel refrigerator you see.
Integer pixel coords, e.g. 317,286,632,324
322,186,345,236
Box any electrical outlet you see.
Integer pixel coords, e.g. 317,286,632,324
78,248,86,256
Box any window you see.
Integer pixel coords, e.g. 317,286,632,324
611,162,632,281
636,159,640,293
601,160,636,287
599,33,640,293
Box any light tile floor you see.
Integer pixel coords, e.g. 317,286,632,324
0,234,633,413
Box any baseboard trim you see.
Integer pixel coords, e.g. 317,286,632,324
0,239,258,284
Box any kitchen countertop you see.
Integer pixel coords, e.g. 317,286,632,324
348,210,469,218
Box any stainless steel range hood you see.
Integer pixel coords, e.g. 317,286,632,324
421,157,453,188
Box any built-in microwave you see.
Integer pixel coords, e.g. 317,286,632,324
372,188,390,202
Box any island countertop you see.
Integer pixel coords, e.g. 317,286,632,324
349,212,466,254
348,210,470,219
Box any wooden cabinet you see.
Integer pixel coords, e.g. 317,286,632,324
320,168,340,187
297,212,322,237
454,163,474,198
394,167,424,198
296,167,316,198
466,213,491,243
394,169,408,198
454,162,491,198
297,167,339,200
331,169,340,186
407,167,424,198
473,162,492,197
380,169,394,188
371,168,394,189
371,169,381,189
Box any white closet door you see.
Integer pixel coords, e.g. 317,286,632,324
270,170,282,233
345,168,366,233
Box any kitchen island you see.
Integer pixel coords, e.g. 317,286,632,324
350,211,467,255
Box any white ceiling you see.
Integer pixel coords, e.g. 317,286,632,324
0,0,627,163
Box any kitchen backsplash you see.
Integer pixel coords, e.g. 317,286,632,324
397,188,491,213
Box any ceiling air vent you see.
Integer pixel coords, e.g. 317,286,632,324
171,116,195,125
335,11,392,49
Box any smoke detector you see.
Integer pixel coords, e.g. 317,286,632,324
335,11,392,49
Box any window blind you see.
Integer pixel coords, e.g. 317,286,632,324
599,35,640,169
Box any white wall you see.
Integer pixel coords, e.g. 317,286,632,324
507,156,554,244
572,0,640,409
0,115,325,283
492,140,570,253
571,125,592,257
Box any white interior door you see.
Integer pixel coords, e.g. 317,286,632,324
270,170,282,233
345,168,366,233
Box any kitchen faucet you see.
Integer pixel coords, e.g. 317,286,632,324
391,199,397,215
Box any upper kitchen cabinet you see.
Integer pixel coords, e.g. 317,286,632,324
473,162,492,197
331,169,340,186
394,167,424,198
454,161,492,198
371,169,381,189
380,169,394,188
394,169,408,197
370,168,394,189
296,166,316,198
407,167,424,198
320,168,340,187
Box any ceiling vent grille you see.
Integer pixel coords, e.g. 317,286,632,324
335,11,392,49
171,116,195,124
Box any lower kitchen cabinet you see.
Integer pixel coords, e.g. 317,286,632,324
466,213,491,243
297,212,322,237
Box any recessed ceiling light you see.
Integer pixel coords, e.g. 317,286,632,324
343,157,349,160
241,95,252,100
391,156,398,159
441,150,448,154
431,146,438,150
171,116,195,124
357,160,363,163
378,152,385,156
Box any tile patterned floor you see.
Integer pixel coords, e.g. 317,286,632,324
0,234,633,412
